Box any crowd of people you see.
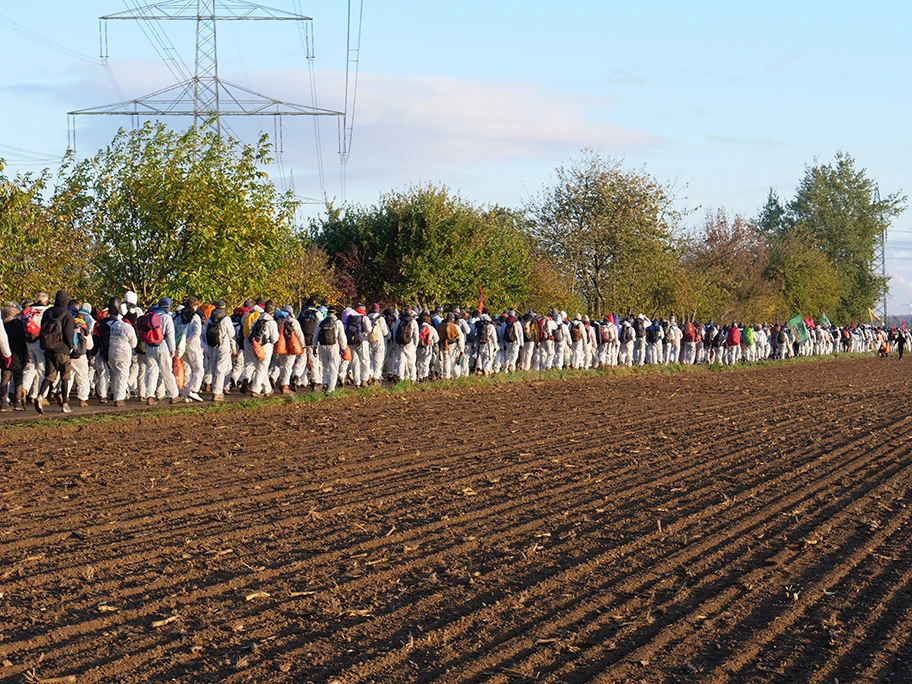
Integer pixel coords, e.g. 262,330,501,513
0,289,906,414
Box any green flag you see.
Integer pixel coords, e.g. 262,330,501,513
820,313,832,328
787,314,810,342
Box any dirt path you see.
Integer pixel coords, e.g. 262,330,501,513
1,357,910,683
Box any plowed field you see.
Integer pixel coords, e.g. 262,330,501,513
2,357,912,683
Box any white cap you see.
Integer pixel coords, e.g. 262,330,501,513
125,291,138,305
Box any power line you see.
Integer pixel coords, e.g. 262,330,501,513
0,11,125,100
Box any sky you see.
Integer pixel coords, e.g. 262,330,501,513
1,1,910,311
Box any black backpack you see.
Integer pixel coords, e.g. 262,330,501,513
317,317,337,346
206,310,225,347
621,326,634,344
298,309,318,346
477,320,490,344
646,326,659,344
346,314,365,345
40,312,67,354
395,319,412,345
504,318,518,344
249,317,269,345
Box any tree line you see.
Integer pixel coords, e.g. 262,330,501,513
0,123,905,323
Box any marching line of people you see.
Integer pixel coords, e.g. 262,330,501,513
0,290,904,414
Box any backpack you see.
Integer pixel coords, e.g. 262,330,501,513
317,317,338,346
137,311,165,347
298,309,318,346
536,317,549,342
504,318,518,344
70,320,88,358
418,324,431,348
727,327,741,346
249,317,269,345
646,326,659,344
682,321,695,343
776,330,787,345
40,312,67,354
394,319,412,346
841,328,850,341
368,318,384,344
522,318,537,344
570,323,583,343
242,310,262,340
712,329,726,348
634,318,646,337
286,319,304,355
345,314,366,345
206,311,225,348
621,326,634,344
477,320,490,344
23,308,42,342
274,319,288,355
553,324,564,344
595,323,606,344
743,326,755,346
95,318,113,362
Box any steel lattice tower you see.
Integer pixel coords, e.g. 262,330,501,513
873,184,888,321
68,0,342,142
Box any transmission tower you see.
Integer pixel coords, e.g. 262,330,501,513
872,185,888,321
67,0,343,146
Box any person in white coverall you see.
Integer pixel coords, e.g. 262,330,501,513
395,312,419,382
345,304,373,388
176,296,205,402
367,303,389,384
144,298,180,405
315,308,347,392
416,312,439,381
276,307,307,393
249,302,279,397
20,292,49,401
207,300,237,401
105,298,138,406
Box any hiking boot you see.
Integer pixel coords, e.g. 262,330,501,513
250,391,264,399
0,398,10,412
114,400,125,407
188,391,203,402
146,397,157,407
212,393,224,402
34,397,44,415
280,385,291,394
41,397,50,408
79,400,89,408
169,397,181,405
99,397,108,404
61,404,72,414
14,387,25,411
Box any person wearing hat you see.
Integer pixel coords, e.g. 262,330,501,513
143,297,180,406
313,305,347,392
366,303,389,385
248,299,279,398
93,297,135,406
294,297,324,392
121,291,144,401
344,303,373,388
206,299,237,401
0,304,25,411
276,305,307,394
475,313,497,375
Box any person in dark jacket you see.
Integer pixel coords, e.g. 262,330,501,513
1,305,29,411
34,290,75,414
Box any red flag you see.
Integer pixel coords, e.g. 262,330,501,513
477,286,484,314
850,318,856,329
903,319,907,332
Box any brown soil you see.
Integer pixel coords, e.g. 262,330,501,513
2,357,911,683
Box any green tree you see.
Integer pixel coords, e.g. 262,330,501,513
54,121,297,304
786,152,905,320
0,161,90,302
766,229,841,321
312,185,530,310
526,149,682,317
756,188,789,235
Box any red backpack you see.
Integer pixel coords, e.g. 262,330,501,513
726,327,741,346
137,311,165,346
682,321,695,343
22,308,42,342
418,324,431,348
